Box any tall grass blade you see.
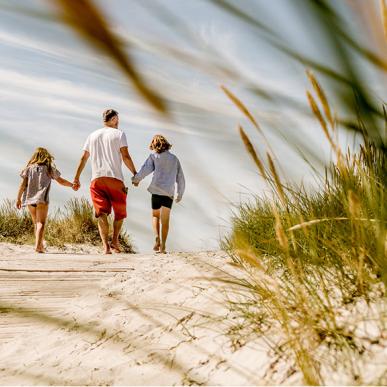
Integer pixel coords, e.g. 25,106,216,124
267,153,286,205
52,0,168,114
381,0,387,40
306,70,335,128
238,126,267,178
221,85,261,131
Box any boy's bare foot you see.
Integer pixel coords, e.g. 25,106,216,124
153,236,160,252
158,243,167,254
35,247,45,254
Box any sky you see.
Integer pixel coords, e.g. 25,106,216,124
0,0,385,252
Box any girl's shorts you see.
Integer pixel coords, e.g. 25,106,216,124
151,194,173,210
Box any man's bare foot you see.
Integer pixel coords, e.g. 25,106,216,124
153,236,160,252
35,246,45,253
110,242,121,253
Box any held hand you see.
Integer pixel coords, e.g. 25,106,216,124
175,197,181,204
73,179,80,191
16,199,22,209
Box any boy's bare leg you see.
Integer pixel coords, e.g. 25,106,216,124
152,209,161,251
98,214,111,254
111,219,123,252
35,204,48,253
160,206,171,253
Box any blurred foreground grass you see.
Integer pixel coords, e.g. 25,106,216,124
0,197,135,253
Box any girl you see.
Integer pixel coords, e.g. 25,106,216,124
132,135,185,253
16,147,74,253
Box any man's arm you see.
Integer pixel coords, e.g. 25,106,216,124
120,147,137,176
73,150,90,189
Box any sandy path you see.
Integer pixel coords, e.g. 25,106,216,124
0,243,272,386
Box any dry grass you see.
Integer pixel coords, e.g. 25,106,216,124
0,197,135,253
223,73,387,385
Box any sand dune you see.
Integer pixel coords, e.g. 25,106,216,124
0,243,282,386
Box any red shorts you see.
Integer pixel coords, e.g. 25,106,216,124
90,177,127,221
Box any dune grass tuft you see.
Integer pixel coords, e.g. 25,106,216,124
223,73,387,385
0,197,135,253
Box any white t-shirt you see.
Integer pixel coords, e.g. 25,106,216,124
83,127,128,182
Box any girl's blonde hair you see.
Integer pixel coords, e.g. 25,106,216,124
149,135,172,154
26,147,55,173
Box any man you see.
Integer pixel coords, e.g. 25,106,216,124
73,109,137,254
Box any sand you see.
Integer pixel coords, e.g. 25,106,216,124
0,243,275,386
2,243,386,386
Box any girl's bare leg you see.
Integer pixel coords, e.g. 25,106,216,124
160,206,171,253
35,204,48,253
152,209,161,251
27,205,37,247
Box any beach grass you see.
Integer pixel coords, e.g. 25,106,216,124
222,73,387,385
0,197,135,253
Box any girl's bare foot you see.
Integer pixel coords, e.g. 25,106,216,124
153,236,160,251
103,244,112,254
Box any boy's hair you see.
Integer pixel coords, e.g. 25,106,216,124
27,147,55,174
149,135,172,154
103,108,118,122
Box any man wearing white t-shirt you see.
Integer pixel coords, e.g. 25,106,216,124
73,109,137,254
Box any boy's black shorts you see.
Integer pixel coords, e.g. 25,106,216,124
151,194,173,210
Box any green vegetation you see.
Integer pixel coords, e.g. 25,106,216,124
223,73,386,385
0,197,135,253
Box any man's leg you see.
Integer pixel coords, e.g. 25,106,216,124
152,209,161,251
160,206,171,253
111,218,124,252
110,180,127,253
35,204,48,253
90,178,113,255
97,213,111,254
